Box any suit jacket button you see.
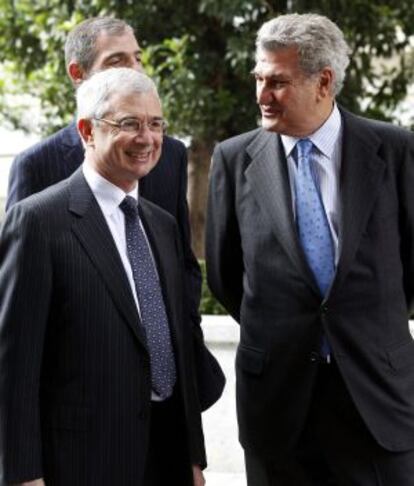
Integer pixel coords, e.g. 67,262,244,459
320,304,328,315
309,351,319,363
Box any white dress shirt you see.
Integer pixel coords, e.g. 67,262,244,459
281,104,343,264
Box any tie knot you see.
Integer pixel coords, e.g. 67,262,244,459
296,138,313,161
120,196,139,218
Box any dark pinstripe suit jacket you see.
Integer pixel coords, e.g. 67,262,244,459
0,169,206,485
6,122,225,412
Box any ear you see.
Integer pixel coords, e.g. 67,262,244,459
78,119,95,147
317,67,334,99
68,61,86,87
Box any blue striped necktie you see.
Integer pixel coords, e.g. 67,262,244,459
120,196,176,398
295,139,334,357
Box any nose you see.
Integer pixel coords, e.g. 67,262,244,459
257,82,272,105
128,56,143,72
132,123,153,144
132,58,143,72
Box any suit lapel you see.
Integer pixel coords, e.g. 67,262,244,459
68,169,147,348
245,130,318,292
242,114,386,297
332,110,386,292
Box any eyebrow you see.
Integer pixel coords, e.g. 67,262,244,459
117,115,164,121
104,49,142,60
251,70,291,81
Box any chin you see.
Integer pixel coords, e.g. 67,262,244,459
261,117,280,132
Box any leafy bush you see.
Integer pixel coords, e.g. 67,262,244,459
199,260,227,315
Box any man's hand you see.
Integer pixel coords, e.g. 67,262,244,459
11,479,45,486
192,465,205,486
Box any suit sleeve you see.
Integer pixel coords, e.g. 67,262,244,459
174,142,203,324
399,133,414,317
205,144,244,323
170,223,207,468
175,143,225,411
0,204,52,482
6,152,39,211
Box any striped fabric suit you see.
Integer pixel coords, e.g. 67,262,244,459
0,169,206,485
6,122,225,412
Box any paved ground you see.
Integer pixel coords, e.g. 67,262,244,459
201,316,246,485
204,471,246,486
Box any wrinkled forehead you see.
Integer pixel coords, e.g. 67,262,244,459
95,28,139,50
105,90,163,117
85,29,141,71
253,46,302,77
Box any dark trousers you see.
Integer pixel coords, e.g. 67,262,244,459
245,360,414,486
143,390,193,486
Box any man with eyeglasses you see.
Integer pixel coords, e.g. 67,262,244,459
94,117,168,133
6,17,224,414
0,68,206,486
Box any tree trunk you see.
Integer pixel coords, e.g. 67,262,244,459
187,137,214,259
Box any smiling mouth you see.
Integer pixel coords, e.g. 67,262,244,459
261,106,281,117
126,151,152,161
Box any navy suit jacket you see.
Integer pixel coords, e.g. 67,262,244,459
7,122,224,411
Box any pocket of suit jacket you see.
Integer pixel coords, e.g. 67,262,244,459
387,339,414,372
236,345,266,375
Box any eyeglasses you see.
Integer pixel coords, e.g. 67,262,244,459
94,117,168,134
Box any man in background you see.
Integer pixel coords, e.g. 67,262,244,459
207,12,414,485
0,68,206,486
7,16,224,412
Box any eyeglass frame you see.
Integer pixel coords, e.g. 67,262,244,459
93,116,168,134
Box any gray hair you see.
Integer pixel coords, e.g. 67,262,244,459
76,68,159,121
256,13,350,95
65,17,134,73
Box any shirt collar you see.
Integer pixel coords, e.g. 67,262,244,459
82,161,139,217
281,103,342,159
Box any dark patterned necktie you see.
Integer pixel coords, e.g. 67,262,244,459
295,139,334,358
120,196,176,398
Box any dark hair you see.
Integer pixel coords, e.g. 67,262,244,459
64,17,134,73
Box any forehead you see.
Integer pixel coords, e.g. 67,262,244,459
107,91,162,116
94,29,140,56
254,46,301,77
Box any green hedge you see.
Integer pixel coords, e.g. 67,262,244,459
199,260,227,315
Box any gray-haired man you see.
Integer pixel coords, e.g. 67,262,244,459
0,68,206,486
7,16,224,415
206,12,414,485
